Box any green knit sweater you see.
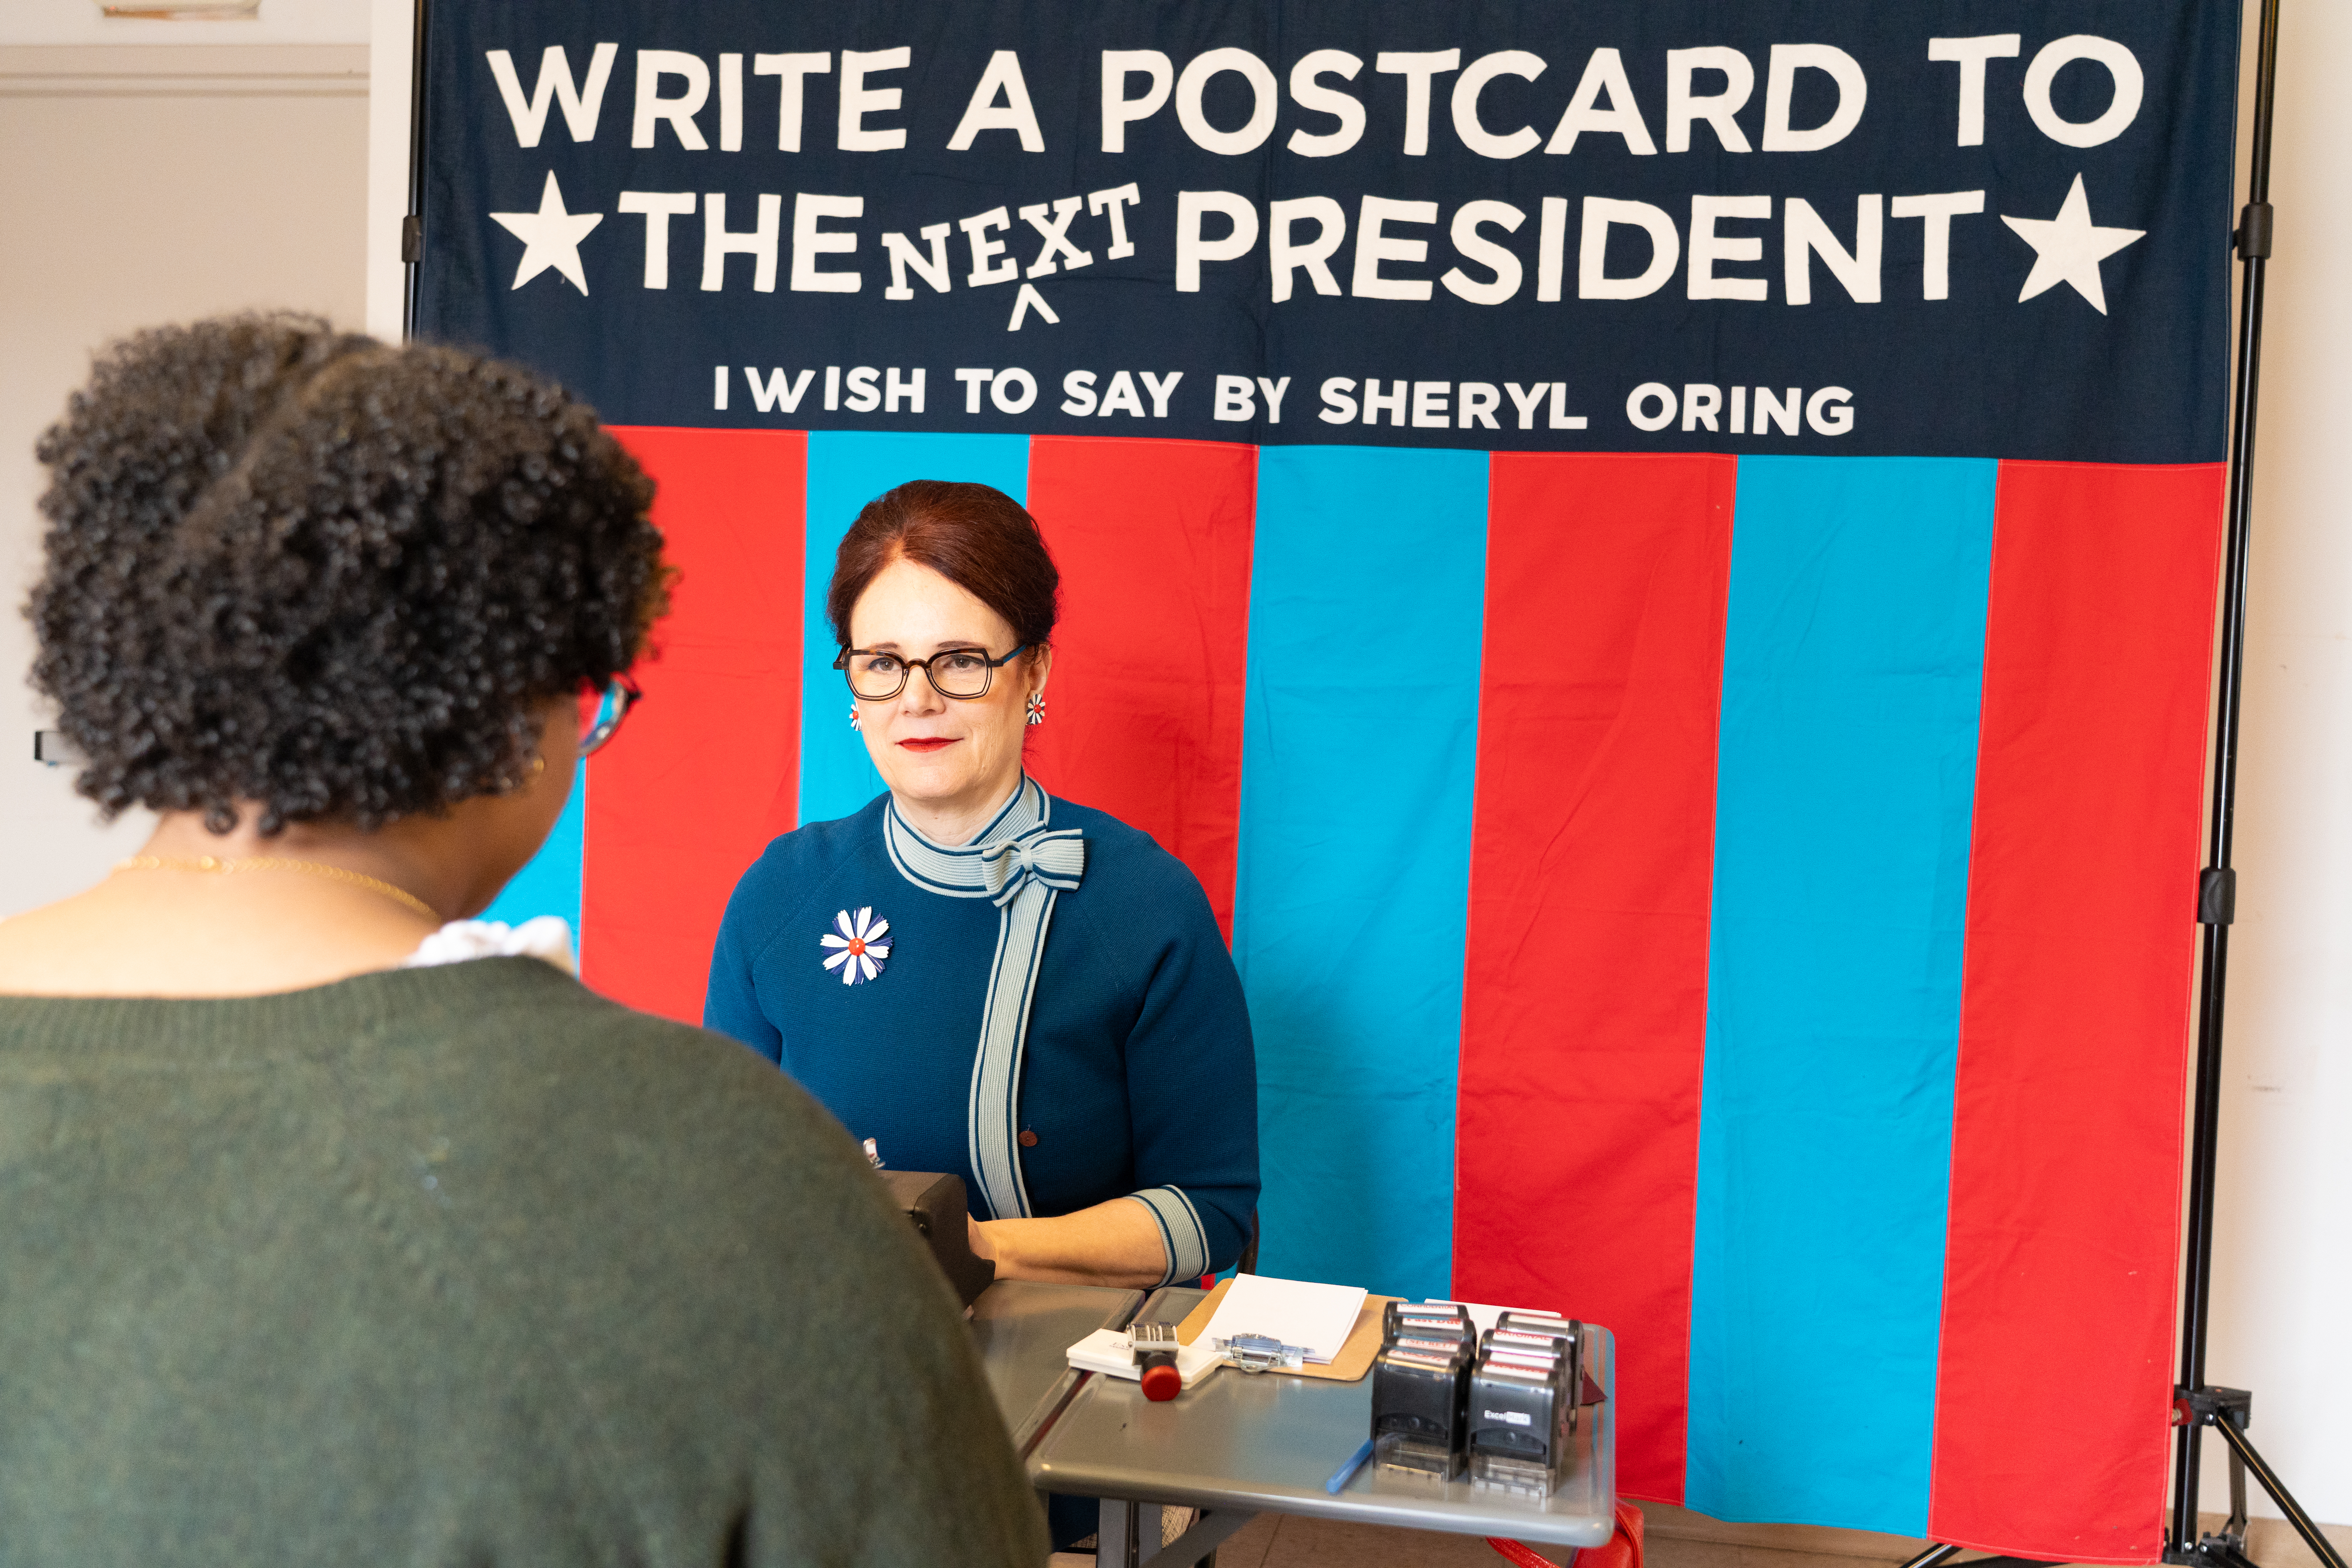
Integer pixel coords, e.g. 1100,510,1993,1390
0,957,1047,1566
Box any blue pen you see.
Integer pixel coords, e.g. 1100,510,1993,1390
1325,1437,1376,1494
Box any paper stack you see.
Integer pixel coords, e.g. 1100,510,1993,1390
1200,1274,1369,1364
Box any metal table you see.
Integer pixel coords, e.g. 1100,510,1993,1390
1028,1287,1617,1568
969,1278,1144,1456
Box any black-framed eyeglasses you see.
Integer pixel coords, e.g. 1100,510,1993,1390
834,644,1028,702
582,675,642,757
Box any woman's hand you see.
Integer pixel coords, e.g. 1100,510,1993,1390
968,1198,1176,1290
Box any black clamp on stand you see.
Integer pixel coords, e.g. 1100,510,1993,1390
2163,1387,2344,1568
2165,1388,2256,1568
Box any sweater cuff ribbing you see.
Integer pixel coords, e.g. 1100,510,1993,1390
1124,1186,1211,1285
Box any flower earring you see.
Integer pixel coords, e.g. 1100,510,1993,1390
1025,692,1046,726
848,705,861,732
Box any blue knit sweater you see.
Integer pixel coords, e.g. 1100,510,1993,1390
704,783,1259,1283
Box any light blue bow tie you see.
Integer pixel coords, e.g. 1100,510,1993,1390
979,826,1087,906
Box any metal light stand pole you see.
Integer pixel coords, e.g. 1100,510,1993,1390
2164,1,2345,1566
399,0,431,341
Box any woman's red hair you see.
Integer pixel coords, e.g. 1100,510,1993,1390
826,480,1060,652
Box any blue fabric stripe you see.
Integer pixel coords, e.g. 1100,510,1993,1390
799,433,1030,827
1235,446,1487,1302
481,758,585,937
1686,455,1997,1534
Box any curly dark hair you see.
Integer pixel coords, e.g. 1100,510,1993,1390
28,313,668,834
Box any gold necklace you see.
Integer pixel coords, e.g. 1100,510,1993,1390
113,854,439,923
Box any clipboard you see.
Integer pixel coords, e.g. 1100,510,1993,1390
1174,1279,1401,1383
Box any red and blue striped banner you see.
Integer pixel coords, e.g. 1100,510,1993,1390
484,431,2219,1559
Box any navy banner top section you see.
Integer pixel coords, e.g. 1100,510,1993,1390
413,0,2238,462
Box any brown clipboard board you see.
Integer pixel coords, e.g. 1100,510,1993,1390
1172,1279,1402,1383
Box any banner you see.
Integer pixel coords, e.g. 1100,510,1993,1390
414,2,2238,1557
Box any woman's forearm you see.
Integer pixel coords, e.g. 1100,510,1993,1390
971,1197,1173,1288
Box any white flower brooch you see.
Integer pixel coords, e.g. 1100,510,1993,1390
820,907,891,985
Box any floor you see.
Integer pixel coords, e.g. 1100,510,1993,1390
1046,1512,1571,1568
1051,1505,2352,1568
1182,1511,1572,1565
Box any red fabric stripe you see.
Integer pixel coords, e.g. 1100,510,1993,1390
1022,436,1256,937
1453,452,1736,1506
1929,461,2224,1562
584,428,806,1022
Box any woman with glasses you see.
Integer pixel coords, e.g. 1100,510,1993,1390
706,480,1261,1299
0,318,1045,1565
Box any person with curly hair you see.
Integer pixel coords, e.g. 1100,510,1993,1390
0,315,1047,1567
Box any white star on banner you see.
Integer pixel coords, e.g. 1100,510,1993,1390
1999,173,2145,315
489,171,603,296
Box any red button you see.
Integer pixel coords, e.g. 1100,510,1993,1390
1139,1363,1183,1402
1018,1130,1039,1147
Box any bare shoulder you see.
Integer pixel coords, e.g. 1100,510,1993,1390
0,881,427,997
0,890,110,992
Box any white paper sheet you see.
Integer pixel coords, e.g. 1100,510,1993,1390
1199,1273,1368,1363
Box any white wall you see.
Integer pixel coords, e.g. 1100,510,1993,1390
0,29,369,913
363,0,410,337
2196,0,2352,1529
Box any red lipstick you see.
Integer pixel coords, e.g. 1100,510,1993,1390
898,737,955,752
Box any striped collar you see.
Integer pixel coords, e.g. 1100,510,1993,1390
883,773,1085,1221
884,776,1051,899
